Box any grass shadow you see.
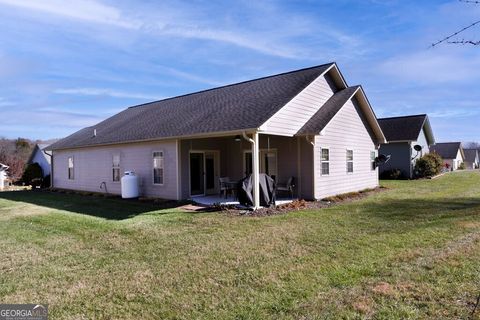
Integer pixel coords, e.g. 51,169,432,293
360,197,480,225
0,190,190,220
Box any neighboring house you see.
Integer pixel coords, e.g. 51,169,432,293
463,149,479,169
0,163,9,190
430,142,465,171
377,114,435,178
27,144,52,177
47,63,386,208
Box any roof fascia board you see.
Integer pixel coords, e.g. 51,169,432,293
330,62,348,89
48,128,263,151
354,87,387,144
421,116,436,145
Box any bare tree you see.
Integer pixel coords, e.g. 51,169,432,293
464,142,480,149
431,0,480,47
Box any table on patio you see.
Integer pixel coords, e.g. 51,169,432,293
224,181,239,199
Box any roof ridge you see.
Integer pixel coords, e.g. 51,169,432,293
128,62,336,109
377,114,427,120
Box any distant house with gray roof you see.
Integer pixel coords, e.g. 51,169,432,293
27,144,52,177
47,63,386,207
463,149,479,170
430,142,465,171
377,114,435,178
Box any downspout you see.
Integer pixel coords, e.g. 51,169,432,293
43,149,53,188
242,131,260,209
305,135,316,200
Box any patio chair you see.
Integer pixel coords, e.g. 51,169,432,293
219,177,233,198
276,176,295,199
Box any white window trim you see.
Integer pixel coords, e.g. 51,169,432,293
152,150,164,186
320,147,330,176
346,149,354,174
370,151,377,171
68,156,74,180
112,154,121,183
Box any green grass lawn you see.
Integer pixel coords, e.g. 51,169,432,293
1,172,480,319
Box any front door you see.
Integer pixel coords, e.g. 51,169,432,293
190,152,204,196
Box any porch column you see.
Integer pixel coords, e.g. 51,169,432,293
252,132,260,209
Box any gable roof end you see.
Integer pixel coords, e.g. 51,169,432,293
377,114,435,145
296,86,386,144
296,86,359,135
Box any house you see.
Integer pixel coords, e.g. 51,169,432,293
430,142,465,171
377,114,435,178
27,144,52,177
463,149,479,169
47,63,386,208
0,163,9,190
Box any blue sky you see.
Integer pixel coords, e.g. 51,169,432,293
0,0,479,142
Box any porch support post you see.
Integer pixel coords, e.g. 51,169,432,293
252,132,260,209
243,131,260,209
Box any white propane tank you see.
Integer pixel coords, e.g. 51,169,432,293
121,171,139,198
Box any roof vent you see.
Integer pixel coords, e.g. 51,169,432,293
93,129,97,137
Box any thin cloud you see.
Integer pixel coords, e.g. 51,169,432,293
429,108,480,119
0,97,15,107
54,88,162,100
0,0,139,29
0,0,351,60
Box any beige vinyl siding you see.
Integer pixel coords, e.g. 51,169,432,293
53,140,179,199
259,73,336,136
313,98,378,199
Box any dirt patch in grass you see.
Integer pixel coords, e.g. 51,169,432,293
322,186,387,203
218,187,387,216
352,296,374,315
372,282,395,297
217,199,331,216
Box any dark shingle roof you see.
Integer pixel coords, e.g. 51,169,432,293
431,142,462,159
377,114,428,142
464,149,478,162
48,63,334,150
296,86,359,135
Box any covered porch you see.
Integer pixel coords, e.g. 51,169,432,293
179,132,314,207
192,194,297,206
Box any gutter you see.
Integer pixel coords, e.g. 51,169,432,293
43,149,53,188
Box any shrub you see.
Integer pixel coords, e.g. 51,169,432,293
458,162,466,170
21,162,43,185
414,153,443,178
42,174,51,188
380,169,403,180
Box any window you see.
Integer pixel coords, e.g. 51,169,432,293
112,154,120,182
68,156,74,180
243,150,278,179
346,150,353,173
153,151,164,185
262,151,277,179
370,151,376,171
321,148,329,175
